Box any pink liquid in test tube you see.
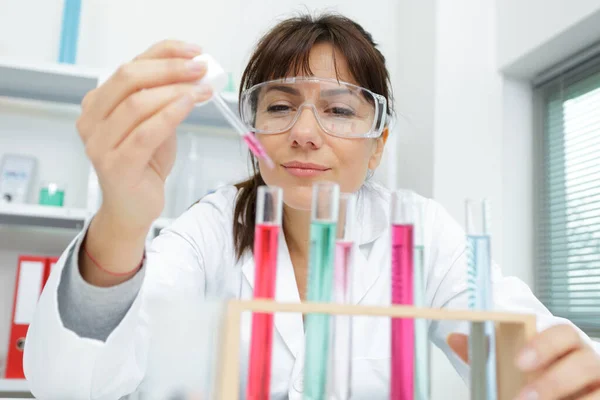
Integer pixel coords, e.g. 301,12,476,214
334,241,353,303
391,223,414,400
247,186,282,400
329,240,353,399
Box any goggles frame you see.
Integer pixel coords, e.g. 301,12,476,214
240,76,388,139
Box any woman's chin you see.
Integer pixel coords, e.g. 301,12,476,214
282,186,313,211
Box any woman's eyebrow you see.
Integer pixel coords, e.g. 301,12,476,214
321,88,354,97
264,86,363,101
265,85,302,96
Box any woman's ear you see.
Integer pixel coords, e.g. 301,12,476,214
368,127,389,170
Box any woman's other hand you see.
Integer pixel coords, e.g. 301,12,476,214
447,324,600,399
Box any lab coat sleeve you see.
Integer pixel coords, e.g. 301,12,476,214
425,201,600,384
23,190,234,400
57,237,145,342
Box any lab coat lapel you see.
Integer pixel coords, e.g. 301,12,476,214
241,230,304,359
352,237,390,304
350,182,390,304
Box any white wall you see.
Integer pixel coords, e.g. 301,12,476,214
0,0,65,62
501,79,535,285
497,0,600,78
433,0,503,252
392,1,436,197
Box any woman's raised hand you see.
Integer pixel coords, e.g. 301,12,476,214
77,40,212,233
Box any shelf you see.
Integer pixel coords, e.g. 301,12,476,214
0,58,240,129
0,204,89,230
0,378,31,394
0,58,100,106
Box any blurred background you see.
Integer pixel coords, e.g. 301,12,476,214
1,0,599,398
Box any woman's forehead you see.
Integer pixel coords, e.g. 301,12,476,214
270,43,359,86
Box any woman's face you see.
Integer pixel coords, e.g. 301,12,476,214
255,42,387,211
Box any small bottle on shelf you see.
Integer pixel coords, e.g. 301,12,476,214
39,182,65,207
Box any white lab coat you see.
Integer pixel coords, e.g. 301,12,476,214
23,183,600,400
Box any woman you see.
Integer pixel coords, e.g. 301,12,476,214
24,13,600,400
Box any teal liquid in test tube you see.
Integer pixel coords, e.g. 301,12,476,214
304,182,340,400
466,199,497,400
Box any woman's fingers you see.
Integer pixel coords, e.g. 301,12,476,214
133,39,203,61
115,92,203,174
577,386,600,400
89,57,208,121
516,324,582,372
513,324,600,400
87,82,212,154
515,347,600,400
80,40,202,116
78,41,204,140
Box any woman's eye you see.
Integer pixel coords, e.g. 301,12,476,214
328,107,356,117
267,104,292,113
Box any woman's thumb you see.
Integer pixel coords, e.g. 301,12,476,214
447,332,470,364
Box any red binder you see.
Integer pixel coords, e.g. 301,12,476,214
4,255,49,379
44,256,60,285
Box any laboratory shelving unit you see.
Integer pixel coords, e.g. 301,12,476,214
0,57,240,398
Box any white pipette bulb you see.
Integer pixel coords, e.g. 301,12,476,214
193,53,228,94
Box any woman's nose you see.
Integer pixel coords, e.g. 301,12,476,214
287,106,325,149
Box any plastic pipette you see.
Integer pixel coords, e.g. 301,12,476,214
193,54,275,169
211,94,275,169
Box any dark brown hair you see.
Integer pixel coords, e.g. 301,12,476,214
233,12,394,260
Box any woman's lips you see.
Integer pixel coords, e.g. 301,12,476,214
282,162,330,177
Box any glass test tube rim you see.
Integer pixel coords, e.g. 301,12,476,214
256,185,284,225
337,192,357,242
391,189,421,225
465,198,492,236
311,181,340,222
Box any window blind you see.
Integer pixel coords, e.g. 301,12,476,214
536,51,600,338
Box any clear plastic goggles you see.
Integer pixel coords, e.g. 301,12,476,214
240,77,387,139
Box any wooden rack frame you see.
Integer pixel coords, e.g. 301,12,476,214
216,300,537,400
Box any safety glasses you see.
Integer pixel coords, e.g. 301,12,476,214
240,77,387,139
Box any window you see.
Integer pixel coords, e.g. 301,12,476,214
536,50,600,337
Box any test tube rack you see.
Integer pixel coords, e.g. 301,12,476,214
215,300,536,400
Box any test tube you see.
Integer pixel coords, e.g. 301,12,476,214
412,196,430,400
465,199,497,400
327,193,356,400
246,186,284,400
390,191,415,400
304,182,340,400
